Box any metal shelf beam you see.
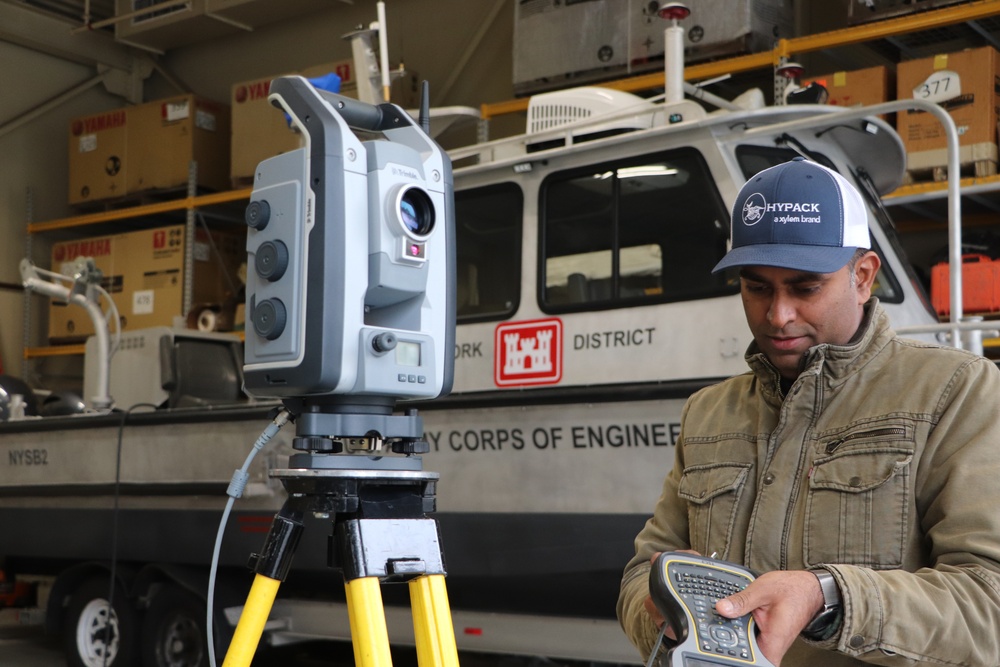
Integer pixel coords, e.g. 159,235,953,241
28,188,253,234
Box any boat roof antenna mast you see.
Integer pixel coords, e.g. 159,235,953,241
659,2,691,105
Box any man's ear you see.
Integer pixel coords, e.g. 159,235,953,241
855,251,881,301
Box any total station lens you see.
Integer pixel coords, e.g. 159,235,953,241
398,188,434,237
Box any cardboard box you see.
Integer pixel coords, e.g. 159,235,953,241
230,61,419,184
230,60,354,186
68,95,231,205
896,46,1000,156
68,108,128,205
48,225,243,342
128,94,231,194
803,66,893,110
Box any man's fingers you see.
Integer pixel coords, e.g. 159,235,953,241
717,590,752,618
643,596,679,641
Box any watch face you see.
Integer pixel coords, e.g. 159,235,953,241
803,607,841,639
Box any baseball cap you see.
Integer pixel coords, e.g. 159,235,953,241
712,157,870,274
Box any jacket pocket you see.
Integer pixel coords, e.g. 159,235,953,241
678,462,752,560
804,445,913,568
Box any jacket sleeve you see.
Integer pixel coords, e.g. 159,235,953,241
824,356,1000,666
617,402,694,662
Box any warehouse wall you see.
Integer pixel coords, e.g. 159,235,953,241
0,41,124,382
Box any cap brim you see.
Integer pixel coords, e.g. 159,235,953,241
712,244,859,274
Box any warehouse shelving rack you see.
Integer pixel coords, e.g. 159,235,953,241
22,163,250,363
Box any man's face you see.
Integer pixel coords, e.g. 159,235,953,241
739,253,880,380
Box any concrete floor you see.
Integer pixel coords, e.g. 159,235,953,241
0,614,63,667
0,608,405,667
0,608,562,667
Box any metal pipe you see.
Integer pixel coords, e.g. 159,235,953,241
896,318,998,357
203,12,253,31
183,161,197,321
0,73,105,139
20,266,112,409
664,21,685,105
682,82,741,111
377,1,390,102
22,187,34,380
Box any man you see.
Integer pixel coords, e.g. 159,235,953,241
617,157,1000,666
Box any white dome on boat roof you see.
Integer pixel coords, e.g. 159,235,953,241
526,86,656,135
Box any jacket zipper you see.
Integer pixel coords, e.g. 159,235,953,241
824,427,906,454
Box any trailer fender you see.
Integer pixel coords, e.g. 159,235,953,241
130,562,245,655
131,563,208,602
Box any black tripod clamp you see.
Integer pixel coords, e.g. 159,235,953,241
248,396,445,586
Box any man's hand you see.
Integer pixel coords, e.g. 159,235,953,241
715,570,825,666
643,593,669,634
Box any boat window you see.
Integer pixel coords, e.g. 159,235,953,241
540,148,734,312
455,182,523,322
734,145,904,304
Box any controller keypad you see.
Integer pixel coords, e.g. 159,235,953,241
671,562,753,660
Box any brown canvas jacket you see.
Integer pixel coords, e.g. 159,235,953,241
618,300,1000,666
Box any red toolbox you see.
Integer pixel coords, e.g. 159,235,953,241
931,254,1000,316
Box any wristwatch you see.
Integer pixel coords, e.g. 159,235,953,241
802,569,842,640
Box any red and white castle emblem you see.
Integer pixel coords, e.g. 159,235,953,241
494,318,562,387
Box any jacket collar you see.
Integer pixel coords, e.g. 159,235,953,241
745,298,893,396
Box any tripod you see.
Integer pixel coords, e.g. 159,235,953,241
221,399,460,667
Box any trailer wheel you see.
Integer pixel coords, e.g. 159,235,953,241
141,585,208,667
64,576,137,667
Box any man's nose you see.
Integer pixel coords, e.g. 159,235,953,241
767,292,796,328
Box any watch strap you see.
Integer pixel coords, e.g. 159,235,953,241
802,569,842,641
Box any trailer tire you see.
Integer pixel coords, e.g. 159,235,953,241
64,576,137,667
141,585,208,667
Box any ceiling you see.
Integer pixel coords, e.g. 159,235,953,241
0,0,353,110
22,0,116,26
2,0,353,58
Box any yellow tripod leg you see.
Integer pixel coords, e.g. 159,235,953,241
222,573,281,667
409,574,460,667
346,577,394,667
